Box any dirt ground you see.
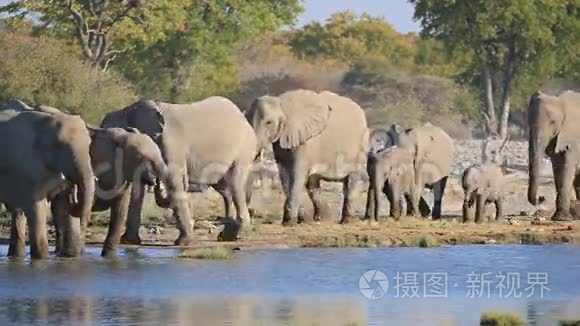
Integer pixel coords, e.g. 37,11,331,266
75,167,580,249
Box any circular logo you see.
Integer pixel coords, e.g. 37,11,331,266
359,269,389,299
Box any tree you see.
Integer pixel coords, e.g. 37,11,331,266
289,11,415,68
119,0,303,102
410,0,580,138
0,34,135,123
0,0,185,69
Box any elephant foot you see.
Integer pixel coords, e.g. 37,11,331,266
218,221,241,242
282,218,297,227
174,234,195,246
551,211,574,222
339,216,353,224
120,233,142,245
101,248,117,258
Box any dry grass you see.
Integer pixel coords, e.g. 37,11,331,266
179,247,232,260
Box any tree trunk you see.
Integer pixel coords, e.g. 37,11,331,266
482,65,498,136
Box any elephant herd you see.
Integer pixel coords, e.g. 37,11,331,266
0,89,578,259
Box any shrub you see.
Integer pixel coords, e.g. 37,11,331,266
480,312,524,326
416,235,440,248
0,34,136,124
341,58,479,137
179,247,232,260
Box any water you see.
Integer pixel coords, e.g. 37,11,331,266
0,245,578,325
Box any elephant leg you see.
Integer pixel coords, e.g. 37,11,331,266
462,192,476,223
218,163,251,241
7,209,26,258
305,175,322,224
552,154,575,221
364,181,375,221
283,167,307,226
51,192,82,257
340,174,360,224
432,177,448,220
495,198,504,223
24,199,49,259
172,178,195,246
121,184,145,245
102,189,131,258
215,179,234,219
389,186,403,220
474,194,486,224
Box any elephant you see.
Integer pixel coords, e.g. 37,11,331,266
462,162,506,223
247,90,369,225
0,101,95,258
101,97,257,243
368,145,416,219
393,123,454,220
48,126,168,257
364,124,429,219
528,90,580,221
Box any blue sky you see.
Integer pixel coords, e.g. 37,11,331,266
297,0,420,33
0,0,420,33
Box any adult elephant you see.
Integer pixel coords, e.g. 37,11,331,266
101,97,257,243
0,101,95,258
394,123,454,220
528,90,580,221
247,90,369,225
47,126,168,257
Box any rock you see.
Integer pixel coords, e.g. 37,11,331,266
484,239,497,244
508,218,519,225
148,226,163,235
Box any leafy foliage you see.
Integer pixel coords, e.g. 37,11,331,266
411,0,580,136
116,0,303,102
289,11,415,68
0,34,135,123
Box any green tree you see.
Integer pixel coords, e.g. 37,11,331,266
411,0,580,138
0,0,185,68
289,11,415,68
119,0,303,102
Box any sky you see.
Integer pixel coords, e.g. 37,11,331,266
0,0,421,34
297,0,420,33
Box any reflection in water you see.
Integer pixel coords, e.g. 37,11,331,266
0,245,578,325
0,297,366,325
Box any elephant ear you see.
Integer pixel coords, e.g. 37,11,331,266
555,91,580,153
277,90,331,149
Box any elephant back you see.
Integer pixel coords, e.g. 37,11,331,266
408,123,454,182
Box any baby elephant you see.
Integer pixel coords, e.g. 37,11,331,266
462,163,506,223
369,146,430,220
462,136,509,223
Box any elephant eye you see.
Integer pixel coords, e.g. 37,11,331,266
265,120,273,125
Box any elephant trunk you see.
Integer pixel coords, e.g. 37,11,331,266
70,155,96,223
528,126,547,206
154,179,171,209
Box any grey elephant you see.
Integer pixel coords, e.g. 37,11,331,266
394,123,454,219
247,90,369,224
0,101,95,258
528,90,580,221
462,136,509,223
368,145,416,219
101,97,257,243
48,126,168,257
364,124,431,220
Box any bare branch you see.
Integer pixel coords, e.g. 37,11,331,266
66,0,93,60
